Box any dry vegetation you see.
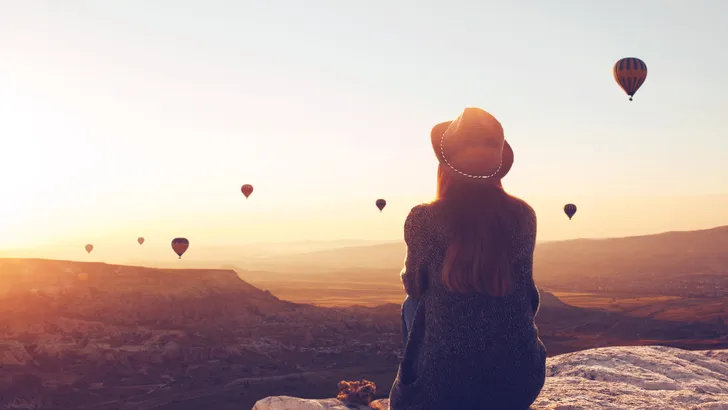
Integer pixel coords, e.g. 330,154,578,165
336,379,377,406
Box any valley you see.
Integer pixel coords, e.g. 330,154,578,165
1,226,727,409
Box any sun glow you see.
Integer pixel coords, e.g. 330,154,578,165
0,136,50,248
0,86,70,249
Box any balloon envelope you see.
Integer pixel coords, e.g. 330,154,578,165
613,57,647,101
376,199,386,212
241,184,254,199
171,238,189,259
137,237,144,245
564,204,577,220
85,244,93,254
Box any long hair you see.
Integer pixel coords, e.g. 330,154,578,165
434,164,519,297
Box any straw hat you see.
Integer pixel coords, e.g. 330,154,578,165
430,107,513,180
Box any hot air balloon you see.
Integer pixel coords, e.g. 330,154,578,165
376,199,386,212
85,244,93,254
563,204,577,220
171,237,189,259
241,184,254,199
613,57,647,101
137,237,145,245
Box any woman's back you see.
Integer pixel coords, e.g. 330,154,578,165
389,197,546,410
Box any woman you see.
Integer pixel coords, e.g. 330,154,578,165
389,108,546,410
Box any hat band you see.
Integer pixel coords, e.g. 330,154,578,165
440,133,503,179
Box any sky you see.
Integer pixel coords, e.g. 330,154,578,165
1,0,727,259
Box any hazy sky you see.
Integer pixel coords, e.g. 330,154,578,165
1,1,727,255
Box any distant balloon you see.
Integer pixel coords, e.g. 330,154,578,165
137,237,145,245
85,244,93,254
563,204,577,220
241,184,254,199
613,57,647,101
171,237,189,259
375,199,386,212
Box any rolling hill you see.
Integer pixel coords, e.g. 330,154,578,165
535,225,728,280
240,225,728,295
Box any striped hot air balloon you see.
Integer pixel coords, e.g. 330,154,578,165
613,57,647,101
171,238,189,259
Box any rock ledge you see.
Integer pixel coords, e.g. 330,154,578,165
253,346,728,410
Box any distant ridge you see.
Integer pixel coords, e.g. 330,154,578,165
537,289,575,310
0,258,277,302
542,224,728,244
4,224,728,279
243,224,728,278
534,224,728,283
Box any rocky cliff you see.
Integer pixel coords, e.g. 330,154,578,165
253,345,728,410
0,258,402,409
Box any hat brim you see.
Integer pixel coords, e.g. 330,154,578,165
430,121,513,180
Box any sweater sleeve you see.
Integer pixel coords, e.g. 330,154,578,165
531,284,541,316
400,205,430,297
524,203,540,316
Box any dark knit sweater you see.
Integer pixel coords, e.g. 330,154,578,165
388,200,546,410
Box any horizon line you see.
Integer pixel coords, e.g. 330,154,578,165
3,222,727,255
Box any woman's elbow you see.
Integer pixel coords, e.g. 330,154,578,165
401,269,425,298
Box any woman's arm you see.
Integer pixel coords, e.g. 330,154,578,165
523,203,540,316
530,282,541,316
400,205,430,298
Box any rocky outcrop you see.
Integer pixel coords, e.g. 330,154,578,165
252,346,728,410
0,258,406,409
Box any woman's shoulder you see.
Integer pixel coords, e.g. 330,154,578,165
502,194,538,239
505,194,537,223
405,203,432,228
408,202,433,218
404,203,439,241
